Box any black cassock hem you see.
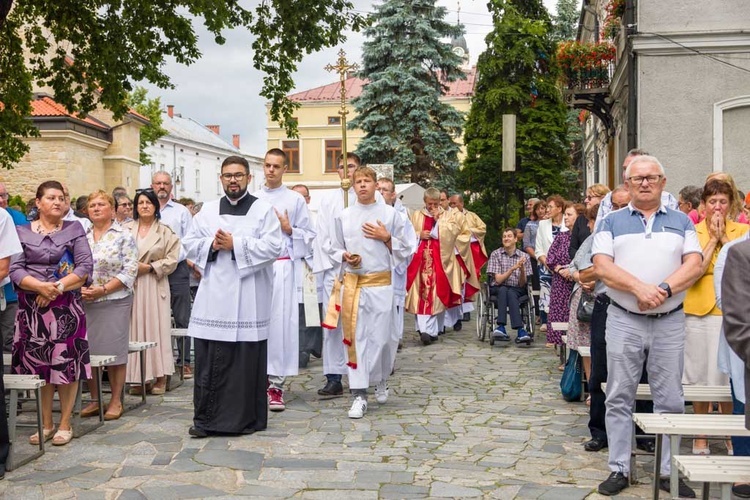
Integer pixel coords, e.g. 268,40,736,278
192,338,268,434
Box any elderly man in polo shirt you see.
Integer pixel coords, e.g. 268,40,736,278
592,155,703,497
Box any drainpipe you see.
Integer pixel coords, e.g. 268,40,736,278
625,0,637,152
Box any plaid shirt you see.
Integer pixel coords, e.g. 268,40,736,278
487,247,532,287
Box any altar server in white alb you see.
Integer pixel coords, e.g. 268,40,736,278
324,166,412,419
377,178,417,357
314,153,379,398
184,156,282,438
253,149,315,412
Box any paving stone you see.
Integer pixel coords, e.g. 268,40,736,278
117,490,148,500
430,481,482,497
9,465,94,485
139,484,230,499
193,449,264,470
263,458,337,469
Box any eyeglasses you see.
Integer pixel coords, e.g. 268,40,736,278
627,175,663,185
135,188,154,194
119,202,133,208
221,173,247,181
0,193,8,199
611,203,629,210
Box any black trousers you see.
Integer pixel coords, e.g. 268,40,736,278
588,294,653,442
299,303,323,357
169,261,193,365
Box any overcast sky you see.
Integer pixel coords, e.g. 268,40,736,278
143,0,561,157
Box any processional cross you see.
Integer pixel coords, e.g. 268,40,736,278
325,49,359,208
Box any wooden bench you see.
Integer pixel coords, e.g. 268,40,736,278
633,413,750,499
554,323,569,364
601,383,733,403
126,341,157,411
72,354,117,436
673,455,750,500
4,374,46,471
168,328,190,390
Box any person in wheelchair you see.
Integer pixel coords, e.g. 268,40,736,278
487,228,533,344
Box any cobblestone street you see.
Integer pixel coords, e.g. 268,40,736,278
0,319,697,498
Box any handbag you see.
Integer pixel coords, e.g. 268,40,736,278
560,350,583,402
577,291,595,322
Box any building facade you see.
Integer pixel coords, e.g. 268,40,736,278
265,68,476,195
140,106,263,201
572,0,750,190
0,94,146,201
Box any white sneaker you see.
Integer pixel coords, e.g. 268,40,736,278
348,396,368,419
375,381,389,404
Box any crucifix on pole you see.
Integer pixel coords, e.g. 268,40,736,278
325,49,359,208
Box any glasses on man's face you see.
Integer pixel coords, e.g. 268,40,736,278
119,202,133,208
627,175,663,185
611,202,629,210
221,172,246,181
0,193,8,199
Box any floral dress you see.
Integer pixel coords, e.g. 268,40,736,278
545,231,573,346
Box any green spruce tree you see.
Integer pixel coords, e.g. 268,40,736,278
459,0,573,239
349,0,465,187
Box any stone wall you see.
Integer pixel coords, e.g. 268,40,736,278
0,130,109,200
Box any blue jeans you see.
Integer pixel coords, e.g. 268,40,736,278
731,380,750,456
326,374,342,384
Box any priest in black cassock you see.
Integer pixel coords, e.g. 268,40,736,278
184,155,283,437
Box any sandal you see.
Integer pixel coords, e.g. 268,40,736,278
29,426,55,445
52,428,73,446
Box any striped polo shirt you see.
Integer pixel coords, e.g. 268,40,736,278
592,203,702,314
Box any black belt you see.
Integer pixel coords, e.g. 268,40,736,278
610,300,683,319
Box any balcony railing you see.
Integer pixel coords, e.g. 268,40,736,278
562,60,615,90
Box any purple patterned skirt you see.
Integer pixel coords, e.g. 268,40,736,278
13,290,92,384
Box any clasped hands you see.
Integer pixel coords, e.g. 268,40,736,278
634,282,668,311
708,212,728,243
35,281,61,307
212,229,234,251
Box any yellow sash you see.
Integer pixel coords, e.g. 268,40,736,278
322,271,392,368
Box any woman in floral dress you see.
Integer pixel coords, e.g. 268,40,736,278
545,203,581,364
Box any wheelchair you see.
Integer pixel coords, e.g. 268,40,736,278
476,274,536,346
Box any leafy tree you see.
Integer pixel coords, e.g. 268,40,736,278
552,0,580,41
127,87,167,166
349,0,465,188
0,0,365,169
459,0,574,230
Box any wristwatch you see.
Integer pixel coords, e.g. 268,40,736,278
54,281,65,293
658,282,673,298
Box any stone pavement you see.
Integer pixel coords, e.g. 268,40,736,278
0,318,717,499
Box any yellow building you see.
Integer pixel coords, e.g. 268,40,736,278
266,67,476,191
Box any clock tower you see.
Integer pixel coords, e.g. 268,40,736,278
450,34,470,69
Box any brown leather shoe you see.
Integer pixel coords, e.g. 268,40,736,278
183,365,193,380
104,405,124,421
80,404,100,418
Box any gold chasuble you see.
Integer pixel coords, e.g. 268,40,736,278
406,208,464,315
448,209,480,299
463,209,489,280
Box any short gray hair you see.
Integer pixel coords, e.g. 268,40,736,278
624,155,665,178
152,171,172,183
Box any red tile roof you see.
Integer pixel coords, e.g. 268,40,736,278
30,96,110,129
289,66,477,102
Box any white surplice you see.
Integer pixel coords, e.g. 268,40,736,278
392,200,417,343
331,200,411,389
185,195,282,342
0,210,22,292
253,185,315,377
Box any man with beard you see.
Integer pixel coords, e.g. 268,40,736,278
253,149,315,411
184,156,282,437
151,171,195,378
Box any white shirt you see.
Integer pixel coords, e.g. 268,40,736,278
159,199,192,262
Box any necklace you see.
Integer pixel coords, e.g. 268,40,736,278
34,221,62,235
